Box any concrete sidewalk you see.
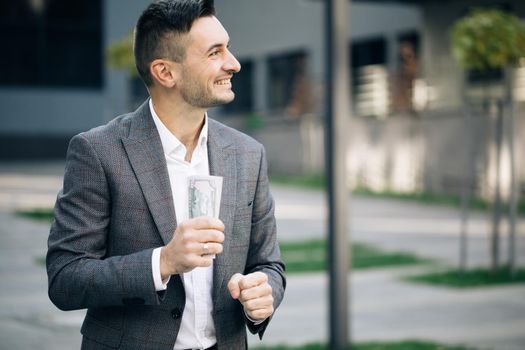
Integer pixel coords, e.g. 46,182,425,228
0,162,524,350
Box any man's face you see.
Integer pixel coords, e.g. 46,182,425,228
176,16,241,108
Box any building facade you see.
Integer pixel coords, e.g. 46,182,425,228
0,0,421,159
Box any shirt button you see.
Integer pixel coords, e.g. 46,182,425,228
171,308,182,319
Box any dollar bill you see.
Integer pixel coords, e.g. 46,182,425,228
188,175,223,219
188,175,223,258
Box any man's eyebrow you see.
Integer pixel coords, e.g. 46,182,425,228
206,40,230,53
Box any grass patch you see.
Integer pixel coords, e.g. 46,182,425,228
280,239,428,273
35,256,46,266
359,185,525,214
406,265,525,288
352,186,488,211
270,174,525,214
16,208,54,222
270,174,326,189
253,340,478,350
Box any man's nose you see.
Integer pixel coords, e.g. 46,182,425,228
224,49,241,74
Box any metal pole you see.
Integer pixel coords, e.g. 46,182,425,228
505,68,517,277
325,0,351,348
490,99,503,272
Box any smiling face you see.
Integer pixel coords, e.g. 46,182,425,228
175,16,241,108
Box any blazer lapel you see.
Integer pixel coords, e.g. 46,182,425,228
121,100,177,246
122,109,236,302
208,119,237,307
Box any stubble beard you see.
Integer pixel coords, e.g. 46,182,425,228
180,70,235,108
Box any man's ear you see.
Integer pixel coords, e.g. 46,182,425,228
150,59,178,88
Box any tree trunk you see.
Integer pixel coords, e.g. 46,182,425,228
459,102,475,272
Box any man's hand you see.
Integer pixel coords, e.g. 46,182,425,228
228,272,274,321
160,217,224,279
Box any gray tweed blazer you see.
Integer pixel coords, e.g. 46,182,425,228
46,100,286,350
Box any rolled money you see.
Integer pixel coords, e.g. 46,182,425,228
188,175,223,258
188,175,223,218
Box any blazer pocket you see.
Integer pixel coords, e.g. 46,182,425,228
81,310,124,349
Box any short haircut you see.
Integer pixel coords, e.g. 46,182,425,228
134,0,215,86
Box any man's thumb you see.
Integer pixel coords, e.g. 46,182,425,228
227,273,244,299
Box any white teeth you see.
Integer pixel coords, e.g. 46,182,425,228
215,79,231,85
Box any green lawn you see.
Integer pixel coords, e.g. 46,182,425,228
280,239,429,273
270,174,525,214
16,208,54,222
270,173,326,189
406,266,525,288
253,340,478,350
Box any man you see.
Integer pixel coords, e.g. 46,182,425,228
46,1,286,349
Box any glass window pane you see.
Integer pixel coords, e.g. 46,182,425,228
0,0,102,88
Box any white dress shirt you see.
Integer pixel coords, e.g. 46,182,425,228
149,99,216,350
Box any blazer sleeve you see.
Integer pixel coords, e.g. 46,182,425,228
244,146,286,338
46,134,161,311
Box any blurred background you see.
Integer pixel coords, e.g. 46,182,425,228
0,0,524,349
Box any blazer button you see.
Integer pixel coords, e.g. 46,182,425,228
171,308,182,319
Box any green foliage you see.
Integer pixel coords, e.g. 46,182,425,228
450,8,525,70
106,32,138,76
406,265,525,288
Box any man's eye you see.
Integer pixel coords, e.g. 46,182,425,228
209,51,220,57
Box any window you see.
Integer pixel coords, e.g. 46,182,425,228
351,37,386,69
267,51,309,111
222,59,254,113
351,37,389,117
0,0,103,88
392,31,420,113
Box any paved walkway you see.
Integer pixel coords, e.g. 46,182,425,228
0,162,524,350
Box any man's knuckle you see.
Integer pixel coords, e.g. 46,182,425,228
182,241,193,252
255,309,266,319
179,221,189,231
239,278,249,289
204,217,214,226
259,272,268,280
227,281,236,291
181,233,192,245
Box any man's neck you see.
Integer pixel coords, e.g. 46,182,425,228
150,93,206,160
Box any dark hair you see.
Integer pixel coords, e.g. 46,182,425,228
134,0,215,86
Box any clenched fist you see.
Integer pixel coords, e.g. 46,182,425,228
227,272,274,321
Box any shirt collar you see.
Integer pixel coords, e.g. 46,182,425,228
149,99,208,158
